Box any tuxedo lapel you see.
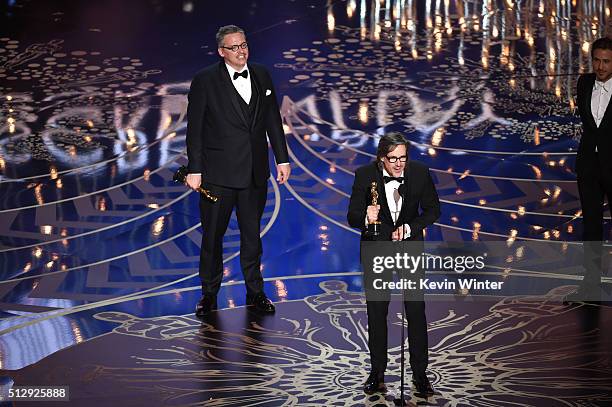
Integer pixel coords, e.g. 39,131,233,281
396,162,412,225
248,64,263,132
583,74,598,129
374,168,393,223
218,62,249,130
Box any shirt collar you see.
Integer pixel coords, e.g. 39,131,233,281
594,76,612,92
382,168,404,181
225,63,248,78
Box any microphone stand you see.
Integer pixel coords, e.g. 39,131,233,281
394,292,407,406
392,188,408,406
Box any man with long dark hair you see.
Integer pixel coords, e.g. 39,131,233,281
569,37,612,302
347,132,440,397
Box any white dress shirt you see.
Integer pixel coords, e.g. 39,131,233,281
382,169,403,223
365,169,411,238
591,76,611,127
591,76,611,152
224,63,289,167
225,63,251,104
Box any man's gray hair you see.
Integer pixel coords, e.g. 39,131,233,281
376,132,410,166
216,25,246,47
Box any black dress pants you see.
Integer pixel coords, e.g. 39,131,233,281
577,153,612,242
366,299,428,380
577,154,612,288
198,181,267,296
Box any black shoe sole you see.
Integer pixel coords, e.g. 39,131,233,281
195,306,217,318
363,385,387,395
412,381,434,397
247,304,276,313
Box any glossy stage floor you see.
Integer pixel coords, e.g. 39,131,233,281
1,0,612,406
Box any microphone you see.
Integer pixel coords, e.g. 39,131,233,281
393,188,401,205
393,188,401,224
398,183,407,196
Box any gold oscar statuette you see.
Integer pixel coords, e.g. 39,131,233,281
367,181,381,237
173,166,219,203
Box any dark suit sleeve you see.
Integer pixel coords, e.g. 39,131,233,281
408,167,441,237
186,74,207,173
347,168,368,231
262,69,289,164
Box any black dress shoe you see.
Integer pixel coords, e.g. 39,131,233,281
563,287,601,305
246,292,275,313
563,290,585,305
412,376,434,397
363,371,386,395
195,295,217,318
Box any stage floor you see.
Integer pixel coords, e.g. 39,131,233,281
1,0,611,405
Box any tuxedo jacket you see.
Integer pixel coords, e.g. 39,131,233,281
576,73,612,175
186,61,289,188
347,161,441,241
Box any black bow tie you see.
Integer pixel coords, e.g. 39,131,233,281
233,70,248,80
384,176,404,184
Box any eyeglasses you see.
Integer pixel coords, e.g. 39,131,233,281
385,155,407,163
221,42,248,52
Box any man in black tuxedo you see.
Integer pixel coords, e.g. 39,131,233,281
347,133,440,397
185,25,290,316
569,37,612,302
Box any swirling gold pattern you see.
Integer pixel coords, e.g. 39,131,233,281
9,281,610,406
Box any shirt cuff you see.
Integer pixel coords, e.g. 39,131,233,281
403,224,411,239
277,162,290,165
